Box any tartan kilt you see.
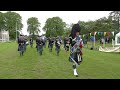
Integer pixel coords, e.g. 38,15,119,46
70,52,79,64
65,46,69,51
38,45,43,52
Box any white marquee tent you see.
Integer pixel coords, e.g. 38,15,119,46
115,32,120,46
0,31,9,42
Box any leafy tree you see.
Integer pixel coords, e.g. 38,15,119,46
0,11,23,39
109,11,120,31
43,17,66,37
27,17,40,39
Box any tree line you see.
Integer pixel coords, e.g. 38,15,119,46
0,11,120,40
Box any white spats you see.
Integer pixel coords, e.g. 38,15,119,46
73,69,78,76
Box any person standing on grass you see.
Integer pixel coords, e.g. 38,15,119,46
64,37,67,49
37,35,44,55
65,37,70,54
18,34,24,56
48,37,54,52
30,38,33,48
55,37,62,56
23,35,27,52
42,35,47,48
36,35,39,52
69,23,83,77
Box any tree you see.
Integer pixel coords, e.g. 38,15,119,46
109,11,120,31
63,24,71,37
27,17,40,38
43,17,66,37
3,11,23,39
78,20,97,34
0,12,5,31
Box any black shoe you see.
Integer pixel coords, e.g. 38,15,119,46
78,62,80,65
81,57,83,61
76,75,78,77
80,57,83,62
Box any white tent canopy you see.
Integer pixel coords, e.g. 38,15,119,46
115,32,120,45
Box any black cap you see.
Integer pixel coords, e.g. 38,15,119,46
70,24,81,39
72,24,81,32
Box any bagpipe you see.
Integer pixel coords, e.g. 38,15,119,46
70,36,82,54
56,40,61,47
70,35,82,66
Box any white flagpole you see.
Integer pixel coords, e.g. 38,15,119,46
94,32,96,49
16,22,17,42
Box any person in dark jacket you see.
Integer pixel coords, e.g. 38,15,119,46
30,38,33,48
69,23,83,77
55,37,62,56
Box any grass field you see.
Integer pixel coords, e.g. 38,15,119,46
0,41,120,79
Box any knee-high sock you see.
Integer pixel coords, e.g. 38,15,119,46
73,64,76,69
73,64,78,76
73,68,78,76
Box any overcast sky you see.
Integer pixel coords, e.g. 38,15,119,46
2,11,112,35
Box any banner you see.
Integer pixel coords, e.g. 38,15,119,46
94,32,97,36
112,31,114,36
90,33,91,36
98,32,101,36
108,32,110,36
104,32,107,36
101,32,104,37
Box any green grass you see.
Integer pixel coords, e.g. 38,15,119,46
0,42,120,79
